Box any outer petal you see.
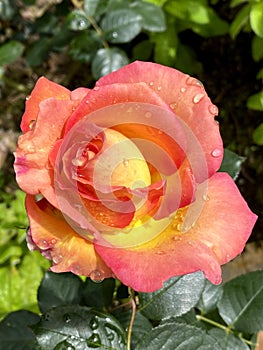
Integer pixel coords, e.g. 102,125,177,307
95,173,257,292
96,61,223,182
21,77,71,133
26,195,112,278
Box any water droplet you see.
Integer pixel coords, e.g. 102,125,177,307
89,317,99,330
145,111,152,118
93,86,99,91
112,31,118,38
156,250,165,255
193,93,205,104
53,254,63,264
87,334,101,348
106,332,114,341
202,194,210,201
90,269,104,283
158,129,163,135
173,235,181,241
169,102,177,109
211,148,222,158
41,240,49,248
188,240,193,246
50,238,57,245
43,313,50,321
208,104,218,115
186,76,203,87
63,313,71,323
28,119,36,130
123,158,129,167
72,155,87,167
149,81,154,86
180,87,186,93
157,86,162,91
226,253,230,259
26,95,31,101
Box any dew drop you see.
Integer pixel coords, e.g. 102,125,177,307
87,334,101,348
193,93,205,104
169,102,177,109
72,155,87,167
157,86,162,91
50,238,57,245
202,194,210,201
28,119,36,130
93,86,99,91
208,104,218,115
186,76,203,86
145,111,152,118
26,95,31,101
106,332,114,341
180,87,186,93
149,81,154,86
123,158,129,167
156,250,165,255
112,31,118,38
41,240,49,248
211,148,222,158
89,317,99,330
53,254,63,264
63,313,71,323
90,269,104,283
188,240,193,246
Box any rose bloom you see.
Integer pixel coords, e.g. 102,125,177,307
14,61,257,292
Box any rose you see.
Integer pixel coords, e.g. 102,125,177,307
14,61,257,292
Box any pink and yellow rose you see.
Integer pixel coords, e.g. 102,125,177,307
14,61,257,292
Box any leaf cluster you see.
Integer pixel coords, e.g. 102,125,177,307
0,269,262,349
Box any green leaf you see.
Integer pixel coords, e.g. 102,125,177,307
92,47,129,79
0,310,39,350
252,35,263,62
218,271,263,333
33,305,126,349
0,252,49,319
250,2,263,37
218,148,245,180
208,328,250,350
135,321,221,350
247,91,263,111
0,0,15,20
230,0,249,8
25,37,52,67
82,278,115,309
101,9,142,43
192,8,229,37
229,4,251,39
38,271,83,313
130,1,166,32
84,0,103,16
69,31,101,63
67,9,91,31
253,123,263,145
139,272,205,320
0,41,24,66
151,15,179,66
165,0,209,24
113,309,152,350
197,280,223,314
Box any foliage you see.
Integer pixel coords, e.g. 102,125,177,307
0,269,262,349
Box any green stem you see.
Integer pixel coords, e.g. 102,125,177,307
197,315,257,347
87,15,109,50
127,288,136,350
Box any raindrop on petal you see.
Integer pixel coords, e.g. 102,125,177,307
169,102,177,109
90,269,104,283
193,93,205,104
149,81,154,86
180,87,186,93
26,95,31,101
145,111,152,118
53,254,63,264
208,104,219,115
123,158,129,167
211,148,222,158
28,120,36,130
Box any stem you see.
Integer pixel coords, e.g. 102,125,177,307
197,315,257,346
127,288,136,350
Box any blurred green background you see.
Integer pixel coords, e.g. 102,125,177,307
0,0,262,318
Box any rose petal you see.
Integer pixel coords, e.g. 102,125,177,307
95,173,257,292
26,195,112,278
21,77,71,133
14,98,76,207
96,61,223,182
